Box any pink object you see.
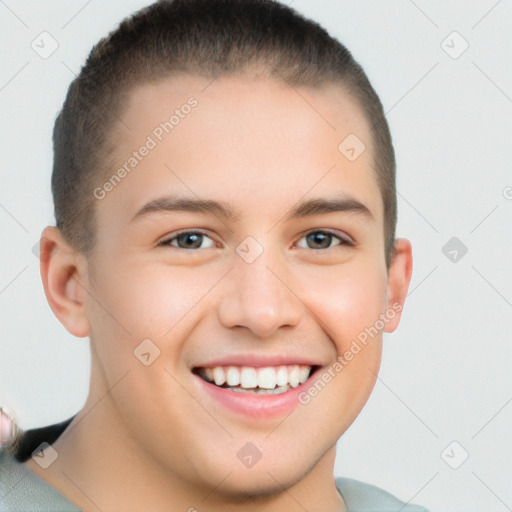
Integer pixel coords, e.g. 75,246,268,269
0,408,17,447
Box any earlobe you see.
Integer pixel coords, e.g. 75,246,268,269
40,226,90,338
384,238,413,333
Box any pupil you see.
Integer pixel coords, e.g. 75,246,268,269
178,233,202,249
308,232,330,249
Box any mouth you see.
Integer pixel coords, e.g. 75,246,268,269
194,364,315,394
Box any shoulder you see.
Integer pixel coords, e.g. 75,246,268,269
0,450,80,511
336,476,430,512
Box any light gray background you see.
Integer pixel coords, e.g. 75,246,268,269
1,2,511,511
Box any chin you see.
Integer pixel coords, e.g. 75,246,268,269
207,466,308,504
193,447,320,505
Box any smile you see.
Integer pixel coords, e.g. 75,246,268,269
196,365,313,394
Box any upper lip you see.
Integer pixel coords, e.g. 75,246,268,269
193,354,323,369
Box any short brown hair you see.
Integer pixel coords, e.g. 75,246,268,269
52,0,397,265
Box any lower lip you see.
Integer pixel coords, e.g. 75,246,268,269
194,373,312,420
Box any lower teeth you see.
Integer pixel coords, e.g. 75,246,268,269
228,385,290,394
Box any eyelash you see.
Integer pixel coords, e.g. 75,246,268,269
296,230,355,250
158,229,355,251
158,229,218,250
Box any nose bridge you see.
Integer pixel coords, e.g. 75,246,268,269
240,247,282,301
217,240,304,337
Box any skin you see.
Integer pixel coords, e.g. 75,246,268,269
26,75,412,512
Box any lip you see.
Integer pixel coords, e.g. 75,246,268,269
193,366,320,420
193,354,320,368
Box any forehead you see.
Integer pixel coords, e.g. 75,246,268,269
99,75,382,228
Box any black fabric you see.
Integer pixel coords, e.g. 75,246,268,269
12,416,75,463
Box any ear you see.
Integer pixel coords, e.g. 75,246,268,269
384,238,413,333
39,226,90,338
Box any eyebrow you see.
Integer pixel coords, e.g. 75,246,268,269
284,196,373,221
132,196,239,222
131,194,373,223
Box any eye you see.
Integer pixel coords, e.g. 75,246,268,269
159,231,217,250
296,230,354,250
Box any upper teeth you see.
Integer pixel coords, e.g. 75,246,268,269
199,365,311,390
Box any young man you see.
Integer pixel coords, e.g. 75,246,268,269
0,0,425,510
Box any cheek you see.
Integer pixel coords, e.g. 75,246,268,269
88,263,229,389
294,266,386,437
302,262,388,349
86,260,223,353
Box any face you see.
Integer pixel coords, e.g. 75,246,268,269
74,75,407,498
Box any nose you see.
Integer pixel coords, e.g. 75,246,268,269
217,247,305,338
